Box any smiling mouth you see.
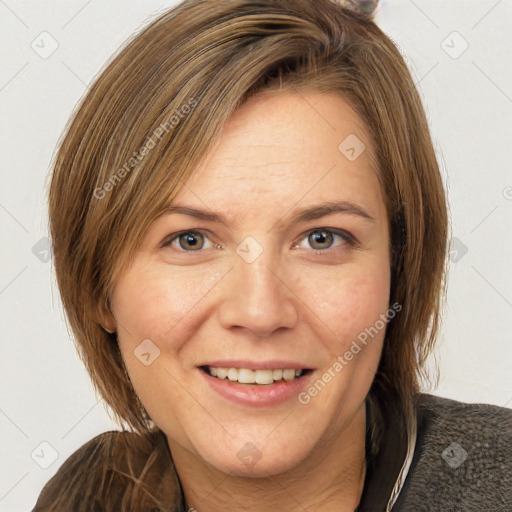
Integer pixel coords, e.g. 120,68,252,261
199,365,313,385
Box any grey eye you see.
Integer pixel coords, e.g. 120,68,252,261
308,230,335,250
293,228,352,252
163,230,216,252
177,231,205,251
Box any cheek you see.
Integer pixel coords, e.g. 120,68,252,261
111,261,223,348
108,262,218,421
302,263,390,410
301,260,391,347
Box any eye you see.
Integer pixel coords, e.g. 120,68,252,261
160,227,354,254
161,230,217,252
292,228,354,253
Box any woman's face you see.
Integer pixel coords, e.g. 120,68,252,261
108,91,391,476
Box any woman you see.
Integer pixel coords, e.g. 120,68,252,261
33,0,511,510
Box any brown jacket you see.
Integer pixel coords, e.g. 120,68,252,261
33,394,512,511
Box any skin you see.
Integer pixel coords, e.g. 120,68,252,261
104,90,391,511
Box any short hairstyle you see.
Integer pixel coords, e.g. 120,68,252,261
48,0,449,440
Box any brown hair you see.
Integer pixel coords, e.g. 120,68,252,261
47,0,448,489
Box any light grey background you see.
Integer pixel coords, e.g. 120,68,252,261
1,1,511,510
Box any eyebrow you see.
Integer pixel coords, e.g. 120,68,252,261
163,200,376,229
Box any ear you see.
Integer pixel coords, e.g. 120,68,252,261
97,299,117,334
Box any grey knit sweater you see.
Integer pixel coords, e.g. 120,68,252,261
33,393,512,511
392,394,512,511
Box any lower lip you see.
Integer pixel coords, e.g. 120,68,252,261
199,368,313,407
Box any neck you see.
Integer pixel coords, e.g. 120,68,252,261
169,403,367,512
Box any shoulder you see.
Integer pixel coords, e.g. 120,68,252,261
32,428,183,512
393,393,512,511
416,392,512,422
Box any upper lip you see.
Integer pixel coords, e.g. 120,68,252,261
199,360,314,371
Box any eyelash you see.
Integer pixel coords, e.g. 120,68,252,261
160,228,356,255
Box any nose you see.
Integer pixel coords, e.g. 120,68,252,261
217,248,298,337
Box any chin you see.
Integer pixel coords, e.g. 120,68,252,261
202,441,309,478
168,418,316,478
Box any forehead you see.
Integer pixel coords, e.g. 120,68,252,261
174,90,383,220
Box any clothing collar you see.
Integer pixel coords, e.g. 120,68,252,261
356,398,417,511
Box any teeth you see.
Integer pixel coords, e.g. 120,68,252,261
255,370,274,385
206,366,304,385
216,368,228,379
283,369,295,381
